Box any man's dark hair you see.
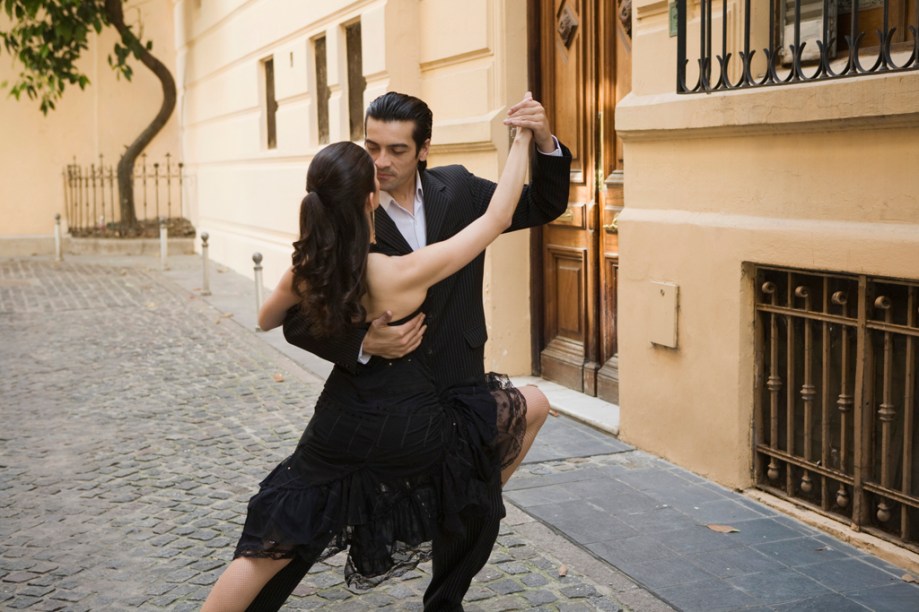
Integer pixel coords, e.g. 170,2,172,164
365,92,433,171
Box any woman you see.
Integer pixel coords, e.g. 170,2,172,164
203,126,547,611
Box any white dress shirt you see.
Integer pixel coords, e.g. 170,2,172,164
379,174,426,249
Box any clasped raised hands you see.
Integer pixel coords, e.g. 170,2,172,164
503,91,555,154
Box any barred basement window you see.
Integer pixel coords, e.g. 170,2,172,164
754,266,919,553
314,35,330,145
345,21,366,142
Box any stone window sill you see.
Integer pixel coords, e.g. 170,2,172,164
615,71,919,141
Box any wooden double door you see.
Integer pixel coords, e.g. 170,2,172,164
529,0,631,403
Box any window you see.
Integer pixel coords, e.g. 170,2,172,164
754,266,919,550
262,57,278,149
314,36,330,145
344,21,366,142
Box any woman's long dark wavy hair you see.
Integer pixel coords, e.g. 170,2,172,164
292,142,375,337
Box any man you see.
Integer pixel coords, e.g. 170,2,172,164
250,91,571,611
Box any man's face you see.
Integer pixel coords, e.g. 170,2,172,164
364,118,429,196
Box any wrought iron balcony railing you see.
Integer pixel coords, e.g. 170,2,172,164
677,0,919,94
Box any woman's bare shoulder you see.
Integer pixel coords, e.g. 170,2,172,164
364,252,395,302
365,252,392,280
364,252,425,321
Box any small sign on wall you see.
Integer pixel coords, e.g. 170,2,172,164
649,281,679,348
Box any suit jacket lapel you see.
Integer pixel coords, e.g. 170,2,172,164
421,171,448,244
374,206,413,255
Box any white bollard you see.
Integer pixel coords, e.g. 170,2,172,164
159,219,168,271
253,252,264,331
200,232,211,296
53,214,63,262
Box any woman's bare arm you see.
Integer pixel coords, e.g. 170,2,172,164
258,267,300,331
365,127,533,318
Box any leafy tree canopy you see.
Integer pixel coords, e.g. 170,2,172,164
1,0,151,114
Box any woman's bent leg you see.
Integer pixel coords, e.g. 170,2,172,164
202,557,293,612
244,554,314,611
501,385,549,486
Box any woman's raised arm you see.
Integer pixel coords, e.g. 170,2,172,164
365,127,533,317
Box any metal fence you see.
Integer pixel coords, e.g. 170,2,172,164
62,153,185,237
754,266,919,553
677,0,919,94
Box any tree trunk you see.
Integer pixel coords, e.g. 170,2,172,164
104,0,177,229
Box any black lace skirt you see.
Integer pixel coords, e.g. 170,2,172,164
233,372,527,591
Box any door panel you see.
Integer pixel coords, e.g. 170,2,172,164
538,0,597,394
550,1,587,185
546,246,587,338
597,173,623,402
533,0,630,402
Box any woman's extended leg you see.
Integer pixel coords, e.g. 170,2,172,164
202,557,293,612
501,385,550,486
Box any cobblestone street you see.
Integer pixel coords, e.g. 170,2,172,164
0,259,638,611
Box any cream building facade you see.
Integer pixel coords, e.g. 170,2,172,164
617,0,918,554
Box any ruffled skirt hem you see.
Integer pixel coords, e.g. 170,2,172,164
232,373,527,591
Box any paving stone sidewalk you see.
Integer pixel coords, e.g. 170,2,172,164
0,258,663,611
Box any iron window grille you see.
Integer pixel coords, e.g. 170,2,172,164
677,0,919,94
754,266,919,553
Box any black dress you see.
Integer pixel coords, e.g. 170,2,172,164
232,325,527,591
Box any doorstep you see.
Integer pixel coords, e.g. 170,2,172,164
510,375,620,436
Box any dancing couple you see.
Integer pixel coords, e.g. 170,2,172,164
203,90,571,611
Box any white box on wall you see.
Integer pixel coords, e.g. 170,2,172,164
649,281,679,348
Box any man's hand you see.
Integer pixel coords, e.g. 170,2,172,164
504,91,555,154
363,311,426,359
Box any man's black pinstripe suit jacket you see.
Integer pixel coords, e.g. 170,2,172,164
283,142,572,392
